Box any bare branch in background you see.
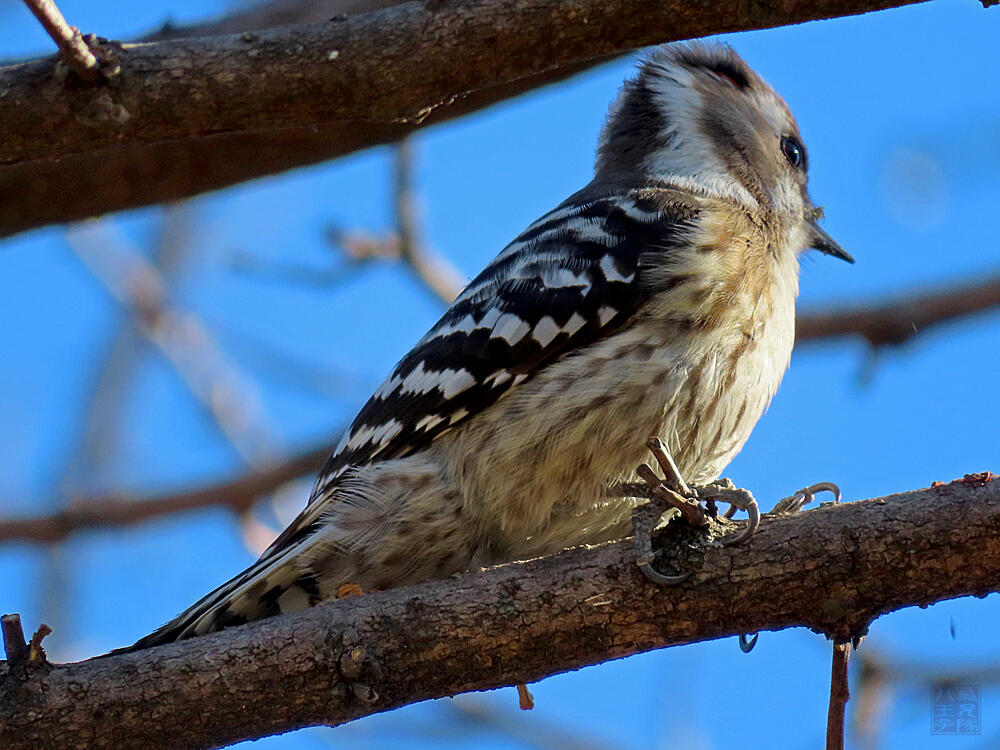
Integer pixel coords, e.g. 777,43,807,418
393,138,464,305
2,476,999,749
851,646,1000,746
38,207,199,658
64,207,200,490
232,137,465,304
796,274,1000,346
0,0,934,237
68,223,277,465
20,0,102,84
0,444,332,545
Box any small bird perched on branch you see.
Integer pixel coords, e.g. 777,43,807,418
126,42,852,650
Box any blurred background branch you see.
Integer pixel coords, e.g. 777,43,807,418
796,274,1000,347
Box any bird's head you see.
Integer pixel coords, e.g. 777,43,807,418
596,42,852,263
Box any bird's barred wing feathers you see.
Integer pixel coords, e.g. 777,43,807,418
123,187,696,649
312,186,697,495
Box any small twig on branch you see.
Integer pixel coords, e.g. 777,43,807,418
28,625,52,666
644,436,692,495
1,615,28,667
230,139,466,304
1,475,998,750
21,0,103,84
796,274,1000,347
516,683,535,710
827,640,852,750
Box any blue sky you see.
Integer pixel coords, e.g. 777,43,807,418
2,1,999,748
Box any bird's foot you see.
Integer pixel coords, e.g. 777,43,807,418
769,481,841,515
630,438,760,585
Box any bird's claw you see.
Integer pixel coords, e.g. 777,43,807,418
696,481,760,546
631,494,693,585
770,481,841,515
636,553,692,585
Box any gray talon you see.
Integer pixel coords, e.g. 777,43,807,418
632,497,690,585
694,484,760,545
739,633,759,653
638,558,692,585
721,493,760,546
772,482,842,514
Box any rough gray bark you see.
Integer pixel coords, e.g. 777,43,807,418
2,474,998,750
0,0,930,237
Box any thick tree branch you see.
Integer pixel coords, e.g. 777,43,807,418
0,0,932,237
1,474,998,749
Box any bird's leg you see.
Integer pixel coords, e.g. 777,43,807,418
645,437,761,546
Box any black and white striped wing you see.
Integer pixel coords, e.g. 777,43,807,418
313,187,695,491
255,187,694,560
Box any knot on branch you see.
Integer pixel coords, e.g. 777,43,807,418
338,641,382,706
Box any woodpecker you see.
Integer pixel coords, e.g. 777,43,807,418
126,42,851,650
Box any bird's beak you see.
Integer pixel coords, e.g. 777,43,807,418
808,217,854,264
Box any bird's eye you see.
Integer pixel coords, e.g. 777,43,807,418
781,136,807,170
